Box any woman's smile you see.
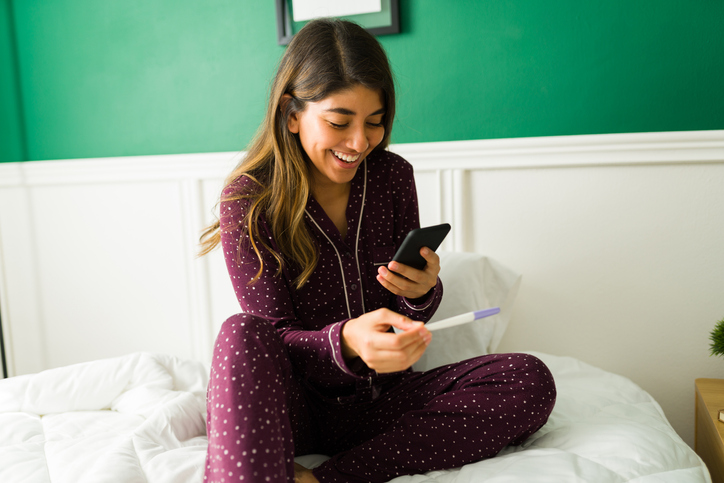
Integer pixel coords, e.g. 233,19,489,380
331,150,361,163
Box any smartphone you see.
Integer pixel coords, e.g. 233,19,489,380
391,223,451,270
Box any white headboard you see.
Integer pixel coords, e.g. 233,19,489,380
1,130,723,448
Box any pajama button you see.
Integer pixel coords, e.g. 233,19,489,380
351,284,358,290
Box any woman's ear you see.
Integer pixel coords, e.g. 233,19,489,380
280,94,300,134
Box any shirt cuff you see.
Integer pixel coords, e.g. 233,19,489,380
326,319,375,379
402,276,442,311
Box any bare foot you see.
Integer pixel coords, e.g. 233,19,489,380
294,463,320,483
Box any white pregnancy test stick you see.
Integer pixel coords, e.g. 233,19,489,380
425,307,501,332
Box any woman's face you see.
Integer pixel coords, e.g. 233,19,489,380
287,85,385,192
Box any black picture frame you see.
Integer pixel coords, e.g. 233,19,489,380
276,0,400,46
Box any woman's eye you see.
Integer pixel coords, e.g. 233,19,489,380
328,120,383,129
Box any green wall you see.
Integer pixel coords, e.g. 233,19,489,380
0,0,25,162
2,1,723,162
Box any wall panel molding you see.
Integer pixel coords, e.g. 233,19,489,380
393,130,724,171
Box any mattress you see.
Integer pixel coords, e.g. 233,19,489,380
0,351,710,482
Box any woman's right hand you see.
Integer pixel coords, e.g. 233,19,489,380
341,308,432,373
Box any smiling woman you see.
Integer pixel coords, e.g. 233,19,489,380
197,18,555,483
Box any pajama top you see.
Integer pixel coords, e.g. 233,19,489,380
219,149,443,399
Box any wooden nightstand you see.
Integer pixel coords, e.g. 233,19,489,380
696,378,724,482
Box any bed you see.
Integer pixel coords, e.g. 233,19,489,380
0,252,711,482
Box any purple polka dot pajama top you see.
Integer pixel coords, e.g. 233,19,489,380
204,151,556,483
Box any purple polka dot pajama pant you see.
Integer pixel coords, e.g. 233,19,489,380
205,314,557,483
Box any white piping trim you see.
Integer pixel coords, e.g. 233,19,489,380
404,294,436,312
353,160,368,314
305,210,352,320
328,323,348,375
306,210,354,375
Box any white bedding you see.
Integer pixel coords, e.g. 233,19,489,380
0,351,710,483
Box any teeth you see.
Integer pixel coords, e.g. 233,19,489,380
332,150,360,163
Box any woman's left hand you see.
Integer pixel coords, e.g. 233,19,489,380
377,247,440,300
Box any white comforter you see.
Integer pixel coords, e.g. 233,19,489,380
0,352,710,482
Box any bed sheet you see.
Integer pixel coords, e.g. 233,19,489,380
0,352,710,482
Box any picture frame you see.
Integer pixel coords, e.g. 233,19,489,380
275,0,400,45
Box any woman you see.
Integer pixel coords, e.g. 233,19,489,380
199,18,556,483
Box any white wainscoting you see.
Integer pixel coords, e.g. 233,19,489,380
1,130,723,447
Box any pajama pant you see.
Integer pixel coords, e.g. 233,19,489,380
204,314,556,483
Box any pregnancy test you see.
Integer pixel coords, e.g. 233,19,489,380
425,307,500,332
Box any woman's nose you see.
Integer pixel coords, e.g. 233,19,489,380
347,125,369,153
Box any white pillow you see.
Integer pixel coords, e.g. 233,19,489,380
412,251,522,371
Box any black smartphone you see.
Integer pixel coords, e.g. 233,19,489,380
391,223,451,270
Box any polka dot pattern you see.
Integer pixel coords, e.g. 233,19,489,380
314,353,556,482
204,151,557,482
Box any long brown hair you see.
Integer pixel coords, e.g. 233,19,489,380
198,18,396,288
